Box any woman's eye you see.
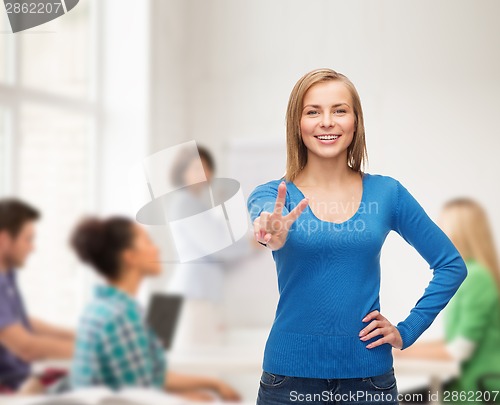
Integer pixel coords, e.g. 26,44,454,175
334,109,346,114
306,111,318,115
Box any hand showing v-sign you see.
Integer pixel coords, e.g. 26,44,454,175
253,181,309,251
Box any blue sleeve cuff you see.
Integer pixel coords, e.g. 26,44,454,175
395,311,431,350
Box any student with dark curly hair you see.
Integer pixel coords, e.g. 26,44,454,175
69,216,241,402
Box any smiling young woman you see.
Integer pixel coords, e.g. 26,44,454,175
247,68,468,405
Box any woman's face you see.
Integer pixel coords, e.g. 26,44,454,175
300,80,356,162
437,208,455,240
183,156,213,185
126,224,162,276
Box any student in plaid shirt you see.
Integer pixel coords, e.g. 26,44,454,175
71,284,166,389
69,216,241,402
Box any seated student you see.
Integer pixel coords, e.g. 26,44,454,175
396,197,500,404
0,198,74,393
69,216,241,402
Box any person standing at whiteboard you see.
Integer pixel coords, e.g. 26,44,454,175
167,145,251,349
247,68,468,404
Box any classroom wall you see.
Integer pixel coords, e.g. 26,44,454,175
148,0,500,337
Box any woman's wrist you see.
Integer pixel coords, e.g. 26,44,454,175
206,377,223,392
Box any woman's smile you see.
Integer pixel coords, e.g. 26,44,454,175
314,134,342,144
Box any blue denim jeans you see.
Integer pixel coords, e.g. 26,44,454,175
257,366,399,404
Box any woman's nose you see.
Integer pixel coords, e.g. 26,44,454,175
320,114,334,128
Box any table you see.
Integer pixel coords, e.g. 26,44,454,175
168,345,460,405
394,357,460,405
31,332,461,405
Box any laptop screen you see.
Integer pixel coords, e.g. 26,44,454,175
146,293,184,350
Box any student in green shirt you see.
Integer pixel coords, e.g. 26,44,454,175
396,197,500,404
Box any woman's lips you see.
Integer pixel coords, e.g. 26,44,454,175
314,134,341,144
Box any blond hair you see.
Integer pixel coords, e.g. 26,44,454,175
284,68,368,182
442,198,500,293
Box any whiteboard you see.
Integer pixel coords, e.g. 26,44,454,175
223,137,287,199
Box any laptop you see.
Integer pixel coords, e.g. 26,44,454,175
146,293,184,350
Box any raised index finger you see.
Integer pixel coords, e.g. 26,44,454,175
273,181,287,217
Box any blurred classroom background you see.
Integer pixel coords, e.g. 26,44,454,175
1,0,500,402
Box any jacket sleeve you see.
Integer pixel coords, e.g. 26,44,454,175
391,179,468,350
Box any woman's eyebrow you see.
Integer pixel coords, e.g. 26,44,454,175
303,103,350,109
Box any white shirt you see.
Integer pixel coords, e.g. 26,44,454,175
445,335,477,362
166,183,252,302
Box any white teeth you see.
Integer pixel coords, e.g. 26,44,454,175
316,135,339,140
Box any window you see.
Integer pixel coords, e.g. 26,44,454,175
0,1,100,326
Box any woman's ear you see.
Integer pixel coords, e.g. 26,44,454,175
120,247,136,269
0,230,12,252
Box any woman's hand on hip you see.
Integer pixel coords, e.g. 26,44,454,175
253,181,309,251
359,310,404,350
